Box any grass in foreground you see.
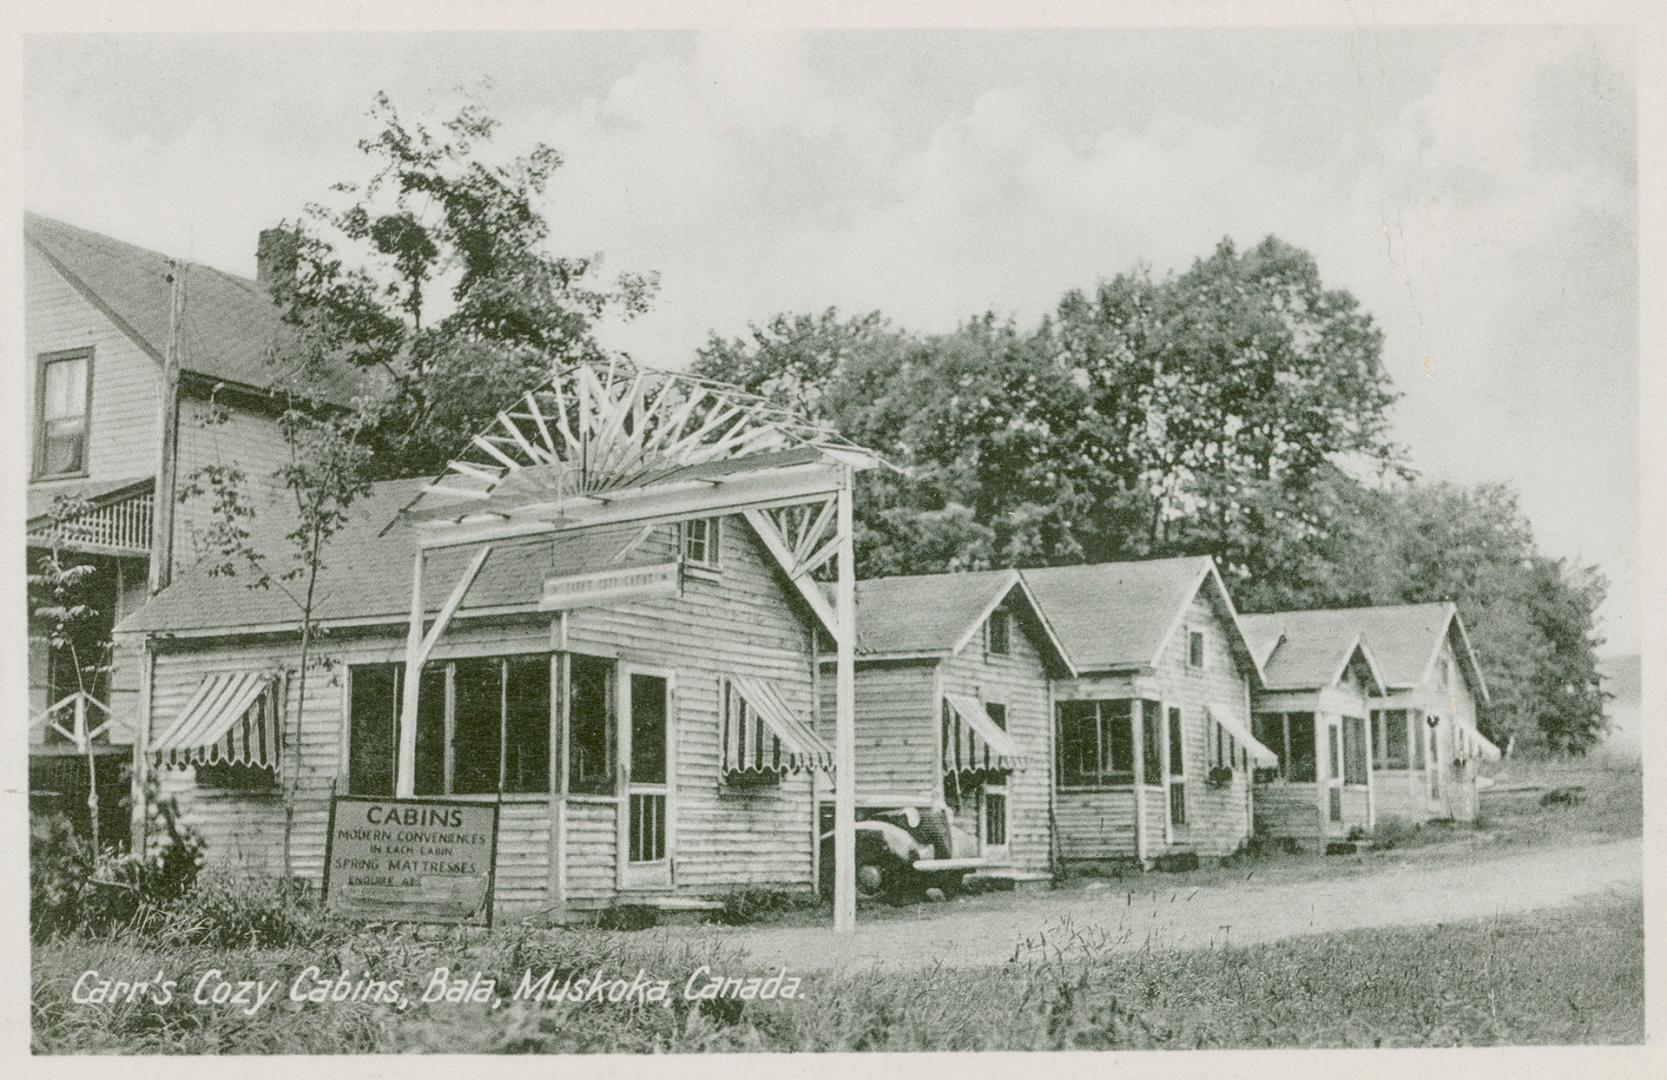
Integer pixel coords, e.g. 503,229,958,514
33,894,1642,1053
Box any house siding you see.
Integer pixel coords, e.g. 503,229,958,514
817,660,939,805
144,513,822,918
939,598,1055,874
172,392,293,579
25,244,161,485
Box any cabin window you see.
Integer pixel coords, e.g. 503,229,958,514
1055,699,1155,788
1342,716,1368,785
568,654,618,794
1439,657,1453,692
681,518,719,568
36,350,92,477
986,609,1011,656
1187,630,1205,669
983,791,1007,847
1253,712,1317,783
984,701,1007,730
1371,709,1410,769
1141,705,1163,785
1412,713,1427,770
347,656,551,797
1166,707,1186,825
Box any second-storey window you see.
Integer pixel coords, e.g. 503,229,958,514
1187,630,1205,669
682,518,719,568
986,609,1011,655
37,351,91,477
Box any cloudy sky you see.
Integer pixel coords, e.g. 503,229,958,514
23,26,1639,651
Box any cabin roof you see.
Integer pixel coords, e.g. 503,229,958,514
26,474,153,527
1241,602,1488,701
1239,611,1388,694
1021,556,1260,678
116,477,668,637
25,213,358,406
846,569,1072,669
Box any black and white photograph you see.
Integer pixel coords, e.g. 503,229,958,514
6,1,1658,1065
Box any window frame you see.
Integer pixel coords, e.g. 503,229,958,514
34,348,94,480
1187,629,1205,669
1054,698,1154,790
681,517,721,570
986,608,1011,656
346,653,555,799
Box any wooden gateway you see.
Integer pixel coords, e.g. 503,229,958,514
1023,557,1277,868
1239,612,1389,844
116,363,885,928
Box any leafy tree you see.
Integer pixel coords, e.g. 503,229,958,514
268,91,657,479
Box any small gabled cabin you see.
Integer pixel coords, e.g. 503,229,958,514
1346,603,1498,824
815,569,1073,877
1239,612,1389,843
1023,557,1275,868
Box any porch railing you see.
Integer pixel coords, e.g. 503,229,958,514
28,492,154,554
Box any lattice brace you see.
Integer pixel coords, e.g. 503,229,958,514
32,690,114,753
757,498,840,580
423,359,877,512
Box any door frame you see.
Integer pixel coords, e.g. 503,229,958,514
616,664,676,891
978,781,1010,862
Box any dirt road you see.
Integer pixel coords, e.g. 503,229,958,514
687,836,1641,972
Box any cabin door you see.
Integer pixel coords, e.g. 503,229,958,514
619,668,673,890
1325,719,1344,825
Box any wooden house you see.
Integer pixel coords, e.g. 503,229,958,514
117,364,881,924
25,213,355,841
814,569,1073,879
1340,604,1497,824
1022,557,1275,868
1239,611,1389,843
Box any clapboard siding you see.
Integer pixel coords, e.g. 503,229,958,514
25,244,160,483
147,512,822,916
818,661,939,804
1054,790,1138,860
173,394,292,579
940,595,1054,874
1151,587,1256,857
1252,783,1325,840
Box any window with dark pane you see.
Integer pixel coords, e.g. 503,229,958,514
450,657,503,794
569,654,617,793
629,673,668,786
984,701,1006,730
348,664,398,796
1140,701,1163,785
504,655,551,793
986,609,1010,655
413,664,447,795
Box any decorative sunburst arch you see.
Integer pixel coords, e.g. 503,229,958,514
392,359,880,934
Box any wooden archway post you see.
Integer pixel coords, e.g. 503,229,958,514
832,468,857,933
396,549,425,797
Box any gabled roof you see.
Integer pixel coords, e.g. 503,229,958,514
1021,556,1262,680
116,478,677,637
25,213,358,406
844,568,1073,670
1239,612,1388,695
1240,602,1489,702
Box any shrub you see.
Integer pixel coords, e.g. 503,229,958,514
155,866,339,950
1372,816,1419,851
710,885,823,926
30,796,204,942
596,904,659,931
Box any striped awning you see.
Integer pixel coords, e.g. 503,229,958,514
152,671,280,769
722,675,833,776
1460,725,1503,763
942,692,1027,773
1207,703,1279,768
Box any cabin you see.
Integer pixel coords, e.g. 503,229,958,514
814,569,1073,882
1238,611,1389,844
1346,603,1498,823
116,364,880,924
24,213,356,843
1022,557,1274,869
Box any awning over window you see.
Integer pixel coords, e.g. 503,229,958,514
1460,725,1503,763
943,692,1027,773
152,671,280,769
1207,703,1279,768
722,675,832,776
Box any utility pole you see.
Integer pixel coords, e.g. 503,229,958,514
149,261,182,595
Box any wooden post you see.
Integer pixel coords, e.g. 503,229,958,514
1132,701,1147,864
396,549,425,797
131,647,152,854
833,470,856,933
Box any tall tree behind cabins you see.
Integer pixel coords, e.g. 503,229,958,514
266,91,659,480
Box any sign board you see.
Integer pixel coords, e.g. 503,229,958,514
323,797,500,926
539,560,681,611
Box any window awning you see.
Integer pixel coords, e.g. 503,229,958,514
722,675,832,776
943,692,1027,773
1461,725,1503,763
1207,703,1279,768
152,671,280,769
